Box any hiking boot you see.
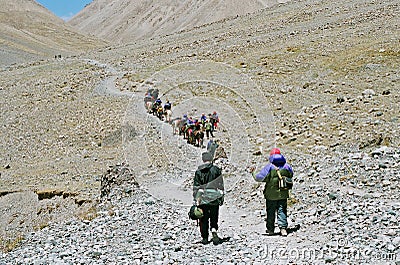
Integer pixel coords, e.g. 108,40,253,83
201,237,209,245
212,232,222,245
280,228,288,237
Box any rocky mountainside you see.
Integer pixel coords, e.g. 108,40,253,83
1,0,399,263
68,0,290,43
0,0,106,67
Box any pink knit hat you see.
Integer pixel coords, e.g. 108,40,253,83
269,148,281,156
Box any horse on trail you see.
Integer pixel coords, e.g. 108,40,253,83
186,127,195,144
180,124,187,138
171,118,183,135
145,101,153,113
193,129,205,147
164,109,172,122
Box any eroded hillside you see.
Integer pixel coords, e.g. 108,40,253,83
69,0,290,43
0,0,106,67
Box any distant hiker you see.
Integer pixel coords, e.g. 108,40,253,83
156,105,164,120
250,148,293,236
182,114,188,124
204,119,214,139
155,98,162,105
163,100,172,122
164,100,172,111
187,116,195,126
206,139,218,158
193,152,224,245
200,113,207,125
210,111,219,131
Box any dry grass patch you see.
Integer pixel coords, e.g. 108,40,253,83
0,235,24,253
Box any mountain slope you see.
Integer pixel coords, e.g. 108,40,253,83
69,0,289,43
0,0,106,67
1,0,399,261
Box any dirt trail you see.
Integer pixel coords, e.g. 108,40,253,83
86,57,271,235
89,59,292,239
86,59,134,97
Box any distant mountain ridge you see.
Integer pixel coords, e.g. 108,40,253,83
0,0,106,66
69,0,290,43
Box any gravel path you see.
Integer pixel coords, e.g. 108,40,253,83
2,58,399,263
1,0,399,263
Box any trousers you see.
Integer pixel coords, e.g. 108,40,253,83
266,199,288,231
198,204,219,239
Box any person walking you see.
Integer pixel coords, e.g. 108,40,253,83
250,148,293,236
200,113,207,125
210,111,219,132
193,152,224,245
163,100,172,111
204,119,214,139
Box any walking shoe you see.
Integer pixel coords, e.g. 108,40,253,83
266,229,275,236
212,232,222,245
201,237,209,245
280,228,288,237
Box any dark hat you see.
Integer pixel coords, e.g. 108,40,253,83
202,152,213,162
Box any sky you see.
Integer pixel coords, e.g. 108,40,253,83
36,0,93,21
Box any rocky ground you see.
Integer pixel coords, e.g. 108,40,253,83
1,0,399,263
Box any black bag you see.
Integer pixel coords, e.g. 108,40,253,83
188,205,203,220
277,169,293,190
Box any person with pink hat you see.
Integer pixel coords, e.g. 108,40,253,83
269,148,281,155
250,148,293,236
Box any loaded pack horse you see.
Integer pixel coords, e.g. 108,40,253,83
193,128,205,147
143,88,159,113
164,109,172,123
186,126,195,144
145,100,153,113
171,118,183,135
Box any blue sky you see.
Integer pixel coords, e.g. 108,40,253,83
36,0,93,21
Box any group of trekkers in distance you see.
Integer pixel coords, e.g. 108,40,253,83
143,89,220,148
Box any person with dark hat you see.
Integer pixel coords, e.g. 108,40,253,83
193,152,225,245
163,100,172,111
250,148,293,236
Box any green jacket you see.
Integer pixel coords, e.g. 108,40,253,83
254,157,293,200
261,168,290,200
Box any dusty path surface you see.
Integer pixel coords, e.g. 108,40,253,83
1,0,399,263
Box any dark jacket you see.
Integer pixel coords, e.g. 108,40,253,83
193,162,224,205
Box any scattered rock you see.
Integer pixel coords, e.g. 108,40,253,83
362,89,376,97
1,0,399,263
328,192,338,200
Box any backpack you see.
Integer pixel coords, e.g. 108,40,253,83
276,168,293,190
